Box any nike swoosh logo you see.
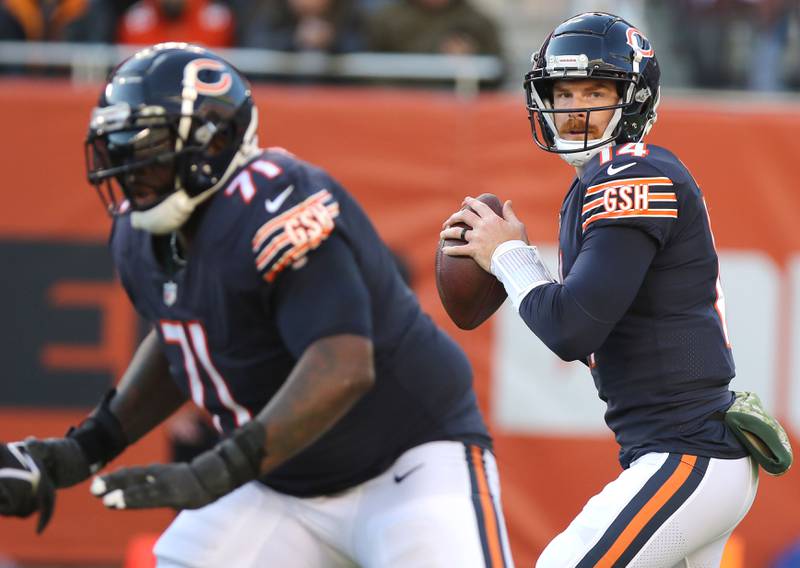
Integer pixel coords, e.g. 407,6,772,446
265,185,294,213
393,464,423,484
607,162,637,176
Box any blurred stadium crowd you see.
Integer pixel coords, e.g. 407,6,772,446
0,0,798,91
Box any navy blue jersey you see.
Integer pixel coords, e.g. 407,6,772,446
525,143,745,468
110,148,489,496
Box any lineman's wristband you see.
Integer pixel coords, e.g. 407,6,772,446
192,420,266,497
67,390,128,472
490,240,557,311
216,419,266,486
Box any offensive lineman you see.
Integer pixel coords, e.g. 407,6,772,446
0,43,514,567
442,12,762,567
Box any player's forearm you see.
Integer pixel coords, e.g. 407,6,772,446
520,284,614,361
0,334,181,499
110,328,188,444
518,226,657,361
88,335,374,512
251,334,375,473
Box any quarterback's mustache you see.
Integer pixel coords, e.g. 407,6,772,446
559,120,600,138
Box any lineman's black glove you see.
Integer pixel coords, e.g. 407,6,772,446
0,437,94,532
0,442,55,533
24,437,93,488
92,420,265,511
0,390,128,533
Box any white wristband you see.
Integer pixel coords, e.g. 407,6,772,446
490,240,556,311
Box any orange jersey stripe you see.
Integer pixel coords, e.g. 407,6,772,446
581,196,605,214
586,177,672,197
256,235,290,271
264,242,312,283
471,446,504,567
252,190,331,250
255,233,291,271
582,192,676,215
255,201,341,269
258,204,341,276
595,455,698,568
263,224,335,283
648,193,677,201
252,190,330,250
583,209,678,231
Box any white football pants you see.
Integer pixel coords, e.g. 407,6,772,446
537,453,758,568
154,440,514,567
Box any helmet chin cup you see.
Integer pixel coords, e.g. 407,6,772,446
130,190,195,234
128,136,258,235
556,140,611,168
130,179,231,234
553,106,620,168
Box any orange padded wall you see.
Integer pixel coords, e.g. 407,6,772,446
0,80,798,566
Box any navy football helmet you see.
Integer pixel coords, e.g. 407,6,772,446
524,12,661,166
86,43,259,233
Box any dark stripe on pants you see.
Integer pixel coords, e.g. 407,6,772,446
576,454,709,567
616,456,710,566
465,444,507,567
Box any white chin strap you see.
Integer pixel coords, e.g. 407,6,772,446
130,107,261,235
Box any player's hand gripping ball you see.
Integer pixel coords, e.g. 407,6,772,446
436,193,507,330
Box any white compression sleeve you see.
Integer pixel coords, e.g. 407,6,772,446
490,240,556,311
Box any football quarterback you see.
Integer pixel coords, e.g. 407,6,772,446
442,12,789,567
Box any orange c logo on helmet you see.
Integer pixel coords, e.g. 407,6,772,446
626,27,654,58
186,58,233,96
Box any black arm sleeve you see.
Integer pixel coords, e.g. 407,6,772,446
519,226,657,361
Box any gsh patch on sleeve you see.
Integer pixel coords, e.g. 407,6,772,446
251,189,340,282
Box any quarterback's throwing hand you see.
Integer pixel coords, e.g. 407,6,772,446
0,442,55,533
441,197,528,272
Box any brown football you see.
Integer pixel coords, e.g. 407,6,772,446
435,193,508,330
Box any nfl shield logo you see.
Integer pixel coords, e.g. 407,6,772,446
163,281,178,306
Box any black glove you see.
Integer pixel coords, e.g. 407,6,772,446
0,390,128,534
0,442,56,533
24,437,92,489
92,420,265,511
